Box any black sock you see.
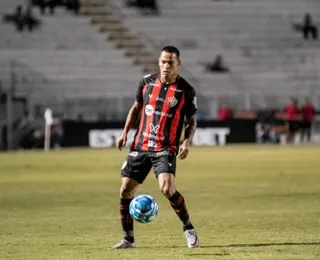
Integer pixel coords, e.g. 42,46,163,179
183,223,194,231
120,198,134,243
169,191,193,230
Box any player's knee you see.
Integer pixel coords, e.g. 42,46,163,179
160,184,175,198
120,185,134,199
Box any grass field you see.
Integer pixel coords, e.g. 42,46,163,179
1,145,320,260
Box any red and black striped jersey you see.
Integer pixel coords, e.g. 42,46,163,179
130,73,197,154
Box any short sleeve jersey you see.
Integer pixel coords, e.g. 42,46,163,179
131,73,197,154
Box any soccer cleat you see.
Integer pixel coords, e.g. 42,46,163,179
110,239,136,250
184,229,199,248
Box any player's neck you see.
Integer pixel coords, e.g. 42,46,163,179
160,74,178,85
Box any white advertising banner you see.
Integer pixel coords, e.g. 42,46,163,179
89,129,136,148
89,128,230,148
193,128,230,146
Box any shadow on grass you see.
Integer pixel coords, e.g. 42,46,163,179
201,242,320,248
185,253,229,256
136,245,185,249
127,242,320,250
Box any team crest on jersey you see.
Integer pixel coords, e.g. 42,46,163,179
168,96,178,107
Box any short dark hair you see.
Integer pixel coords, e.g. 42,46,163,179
161,46,180,58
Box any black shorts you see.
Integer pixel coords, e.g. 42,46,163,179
287,120,300,133
301,121,312,130
121,150,176,184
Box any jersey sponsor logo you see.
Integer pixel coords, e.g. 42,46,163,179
148,140,157,147
145,104,172,118
170,87,182,92
150,123,160,134
168,96,178,107
156,97,165,102
155,111,172,117
145,104,154,116
155,151,171,157
142,132,165,140
128,151,139,157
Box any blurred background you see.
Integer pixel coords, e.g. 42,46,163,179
0,0,319,150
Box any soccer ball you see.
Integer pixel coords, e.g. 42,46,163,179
129,194,158,223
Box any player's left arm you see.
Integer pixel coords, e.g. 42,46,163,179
178,88,197,160
178,115,197,160
184,114,197,146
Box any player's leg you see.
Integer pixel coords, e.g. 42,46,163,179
120,177,139,241
111,151,151,249
287,121,294,143
158,173,199,248
151,152,199,248
157,173,193,227
306,122,312,142
111,177,139,250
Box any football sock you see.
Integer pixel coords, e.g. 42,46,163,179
183,223,194,232
169,191,194,229
120,198,134,243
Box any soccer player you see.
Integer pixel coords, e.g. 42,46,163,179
111,46,199,249
301,97,315,143
284,97,299,143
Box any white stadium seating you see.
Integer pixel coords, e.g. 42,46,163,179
0,0,319,119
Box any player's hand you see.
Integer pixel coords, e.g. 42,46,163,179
116,133,127,151
178,141,189,160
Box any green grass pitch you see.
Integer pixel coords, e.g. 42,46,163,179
1,146,320,260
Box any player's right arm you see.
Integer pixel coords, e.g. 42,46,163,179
117,101,143,150
116,79,145,150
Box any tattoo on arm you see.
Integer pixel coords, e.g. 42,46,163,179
184,115,197,145
123,102,142,134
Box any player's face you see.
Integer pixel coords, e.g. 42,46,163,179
159,51,181,80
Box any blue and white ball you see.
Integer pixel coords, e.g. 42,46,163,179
129,194,158,223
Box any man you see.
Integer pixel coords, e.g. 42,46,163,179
137,0,160,16
37,0,57,15
292,12,318,40
302,13,318,40
13,5,25,31
205,54,230,73
284,97,300,144
111,46,199,249
218,104,232,120
256,106,278,144
301,97,315,143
